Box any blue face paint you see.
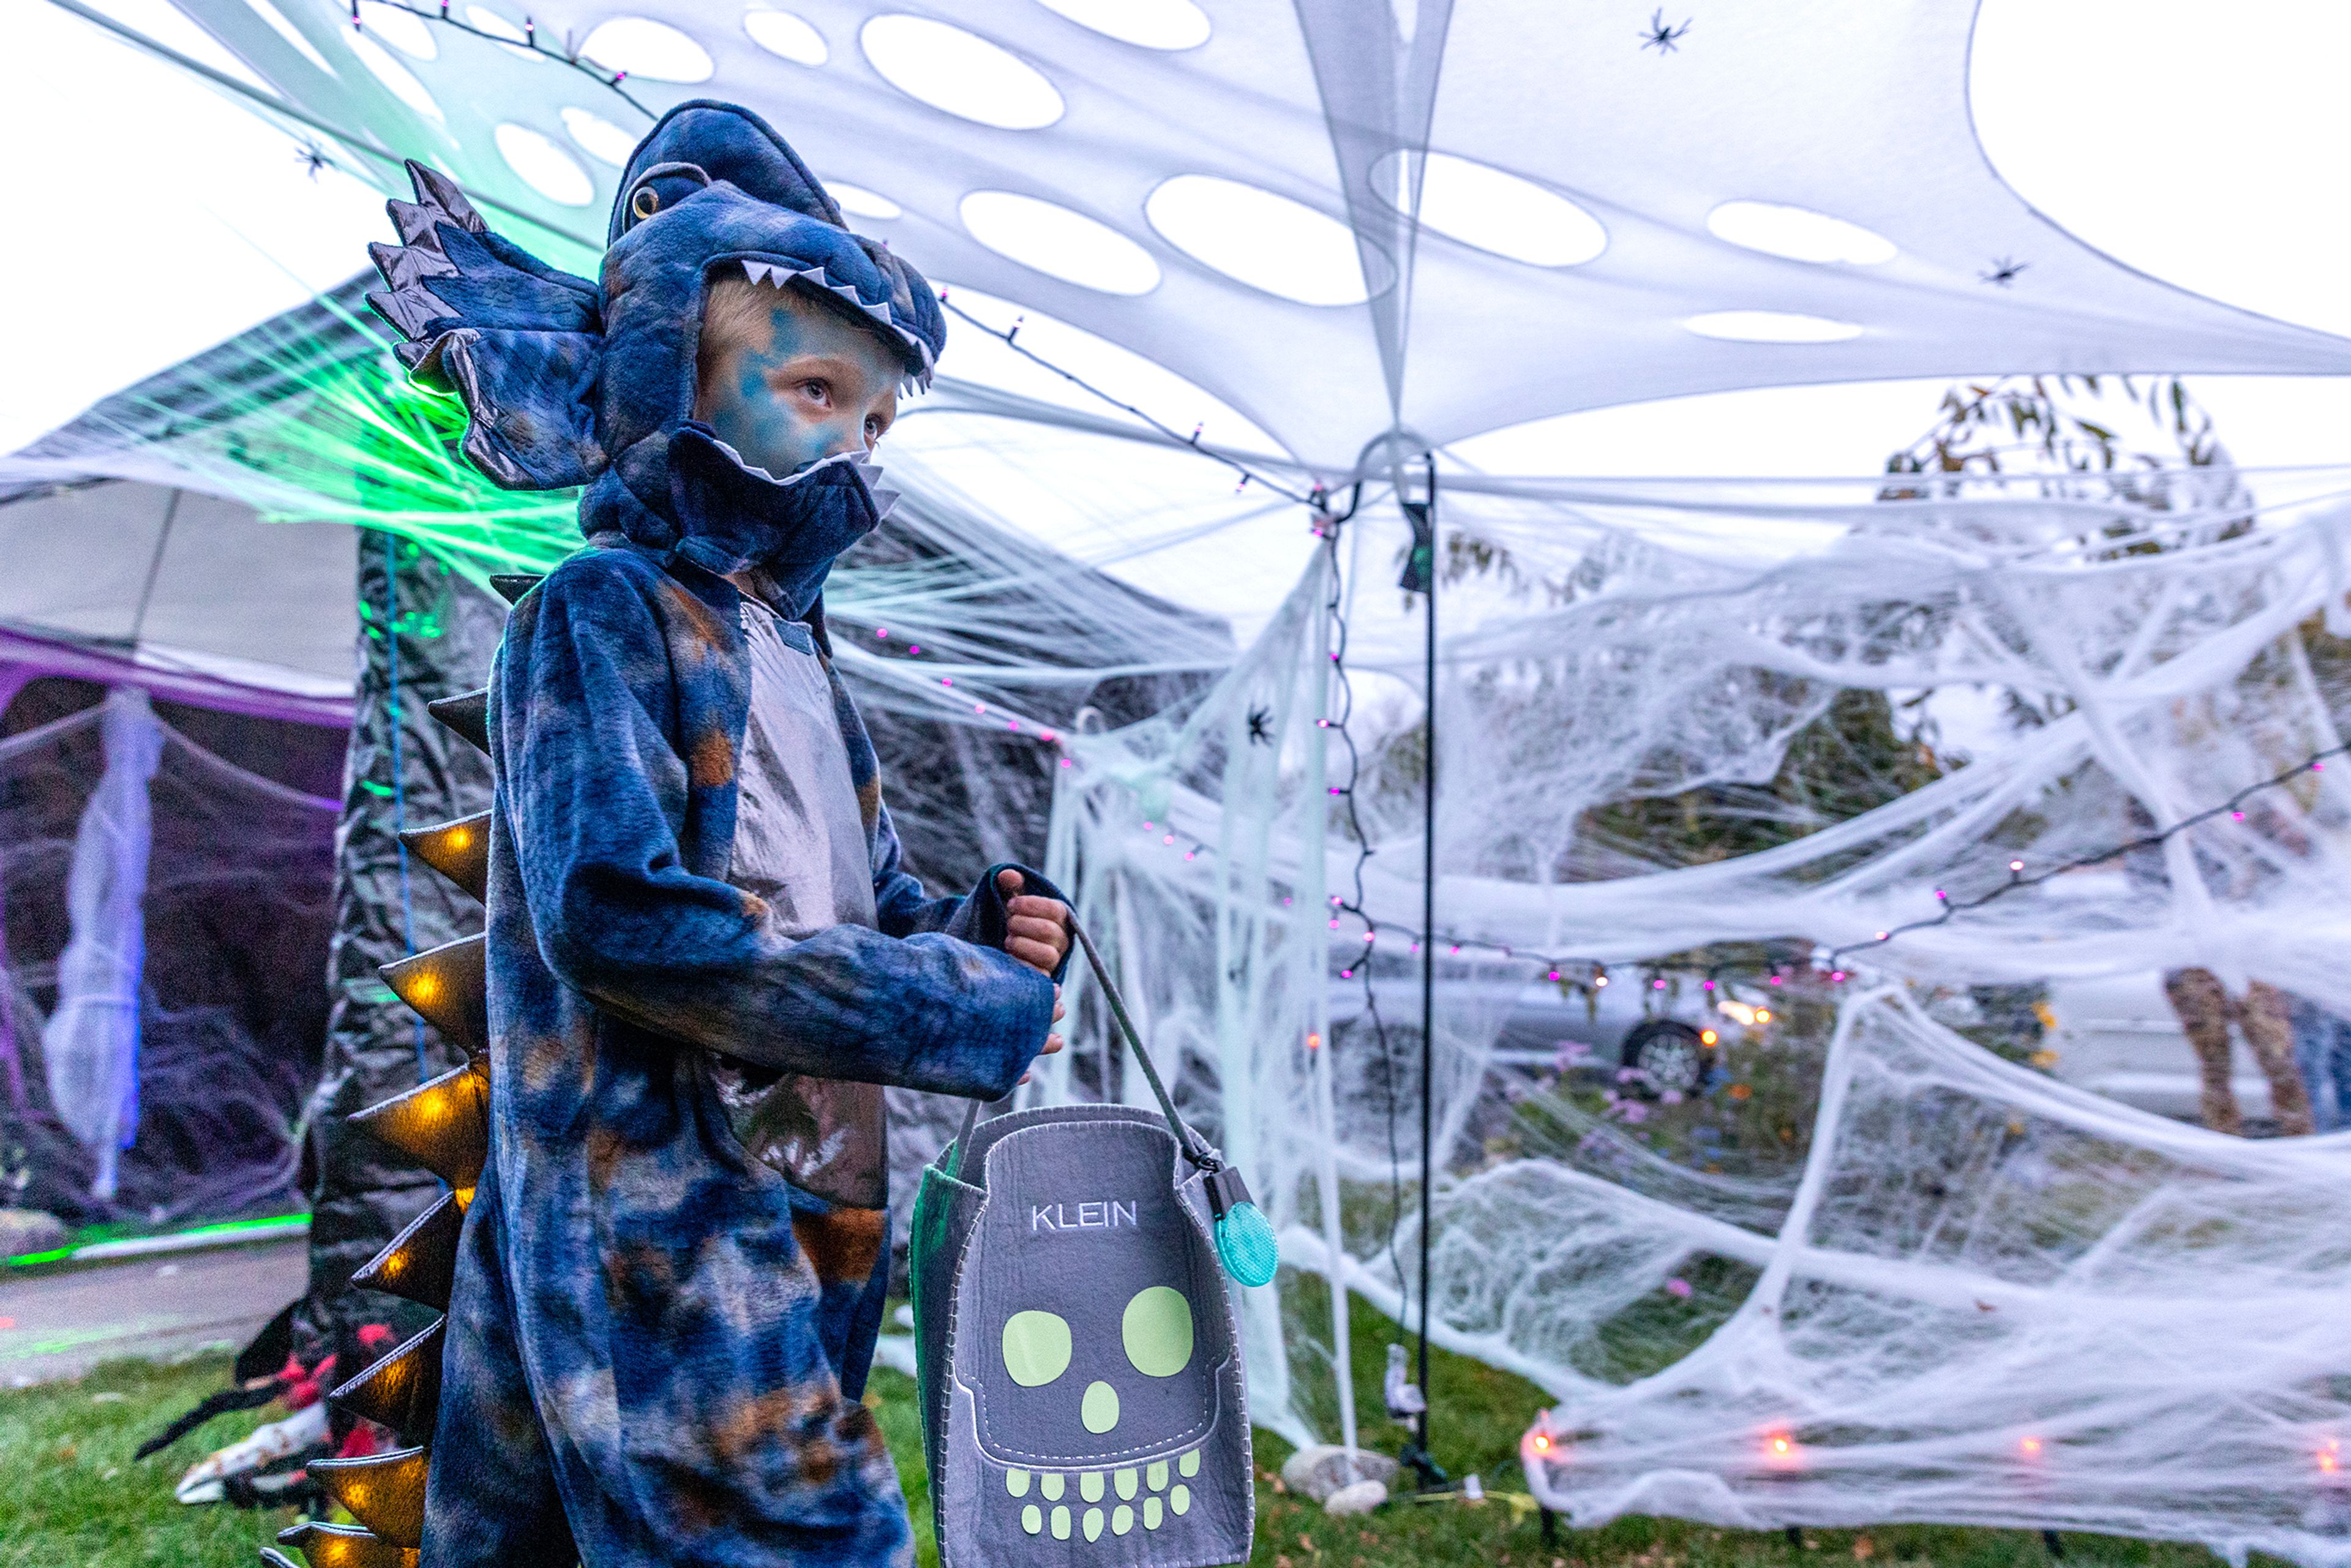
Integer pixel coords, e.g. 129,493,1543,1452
699,292,901,482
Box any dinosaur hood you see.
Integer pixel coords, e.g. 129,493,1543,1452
362,99,942,590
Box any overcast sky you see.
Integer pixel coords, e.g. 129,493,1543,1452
7,0,2350,479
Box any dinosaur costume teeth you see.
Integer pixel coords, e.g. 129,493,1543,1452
733,255,937,379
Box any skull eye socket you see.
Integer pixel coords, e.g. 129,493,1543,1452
1002,1309,1073,1387
1121,1286,1194,1378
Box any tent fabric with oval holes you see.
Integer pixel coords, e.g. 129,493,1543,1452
156,1,2350,476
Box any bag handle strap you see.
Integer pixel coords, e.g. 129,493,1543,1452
945,909,1221,1175
1068,913,1220,1172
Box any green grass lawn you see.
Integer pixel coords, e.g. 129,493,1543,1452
0,1340,2273,1568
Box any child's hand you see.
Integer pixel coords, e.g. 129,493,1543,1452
1021,987,1066,1086
997,869,1073,977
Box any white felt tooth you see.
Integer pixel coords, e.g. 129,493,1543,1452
742,258,765,283
861,301,894,325
871,487,902,519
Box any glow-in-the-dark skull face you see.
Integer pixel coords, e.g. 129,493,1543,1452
948,1112,1243,1555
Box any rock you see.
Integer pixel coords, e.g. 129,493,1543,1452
1282,1444,1400,1502
1323,1478,1390,1517
0,1209,67,1258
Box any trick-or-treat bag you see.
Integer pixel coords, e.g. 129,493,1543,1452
910,918,1273,1567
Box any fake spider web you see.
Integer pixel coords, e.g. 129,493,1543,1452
1011,450,2351,1567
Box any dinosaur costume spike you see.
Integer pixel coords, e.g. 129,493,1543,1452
426,689,489,756
348,1061,486,1199
350,1188,464,1311
400,814,489,903
274,1520,418,1568
310,1446,431,1548
380,933,488,1053
404,160,486,234
328,1318,444,1440
367,239,457,288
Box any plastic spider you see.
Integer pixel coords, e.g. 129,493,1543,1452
1980,256,2029,287
1640,9,1692,51
1247,707,1273,746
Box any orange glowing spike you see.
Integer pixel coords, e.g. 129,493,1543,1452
310,1446,430,1548
381,934,487,1056
274,1520,418,1568
402,812,489,902
350,1061,487,1191
329,1318,444,1439
351,1190,464,1310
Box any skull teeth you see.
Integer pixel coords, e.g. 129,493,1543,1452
1005,1449,1199,1537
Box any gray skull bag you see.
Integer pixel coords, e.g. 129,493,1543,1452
911,1104,1253,1567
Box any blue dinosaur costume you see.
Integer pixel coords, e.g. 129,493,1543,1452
282,102,1065,1568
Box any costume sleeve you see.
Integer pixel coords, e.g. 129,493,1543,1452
869,801,962,936
495,560,1051,1099
872,828,1076,985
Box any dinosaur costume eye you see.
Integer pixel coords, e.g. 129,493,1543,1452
631,186,661,219
1002,1310,1072,1387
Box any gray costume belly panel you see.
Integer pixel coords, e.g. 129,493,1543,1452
713,595,888,1207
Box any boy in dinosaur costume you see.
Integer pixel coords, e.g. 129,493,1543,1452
360,101,1071,1566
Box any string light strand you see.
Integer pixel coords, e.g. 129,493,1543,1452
1826,741,2351,961
934,294,1316,505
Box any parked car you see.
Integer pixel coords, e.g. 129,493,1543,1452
2042,970,2279,1122
1324,970,1781,1098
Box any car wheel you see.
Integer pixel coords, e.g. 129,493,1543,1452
1623,1019,1709,1098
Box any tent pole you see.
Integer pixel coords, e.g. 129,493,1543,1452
1395,454,1444,1488
1416,462,1436,1482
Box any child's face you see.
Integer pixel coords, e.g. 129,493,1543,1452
696,292,901,481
